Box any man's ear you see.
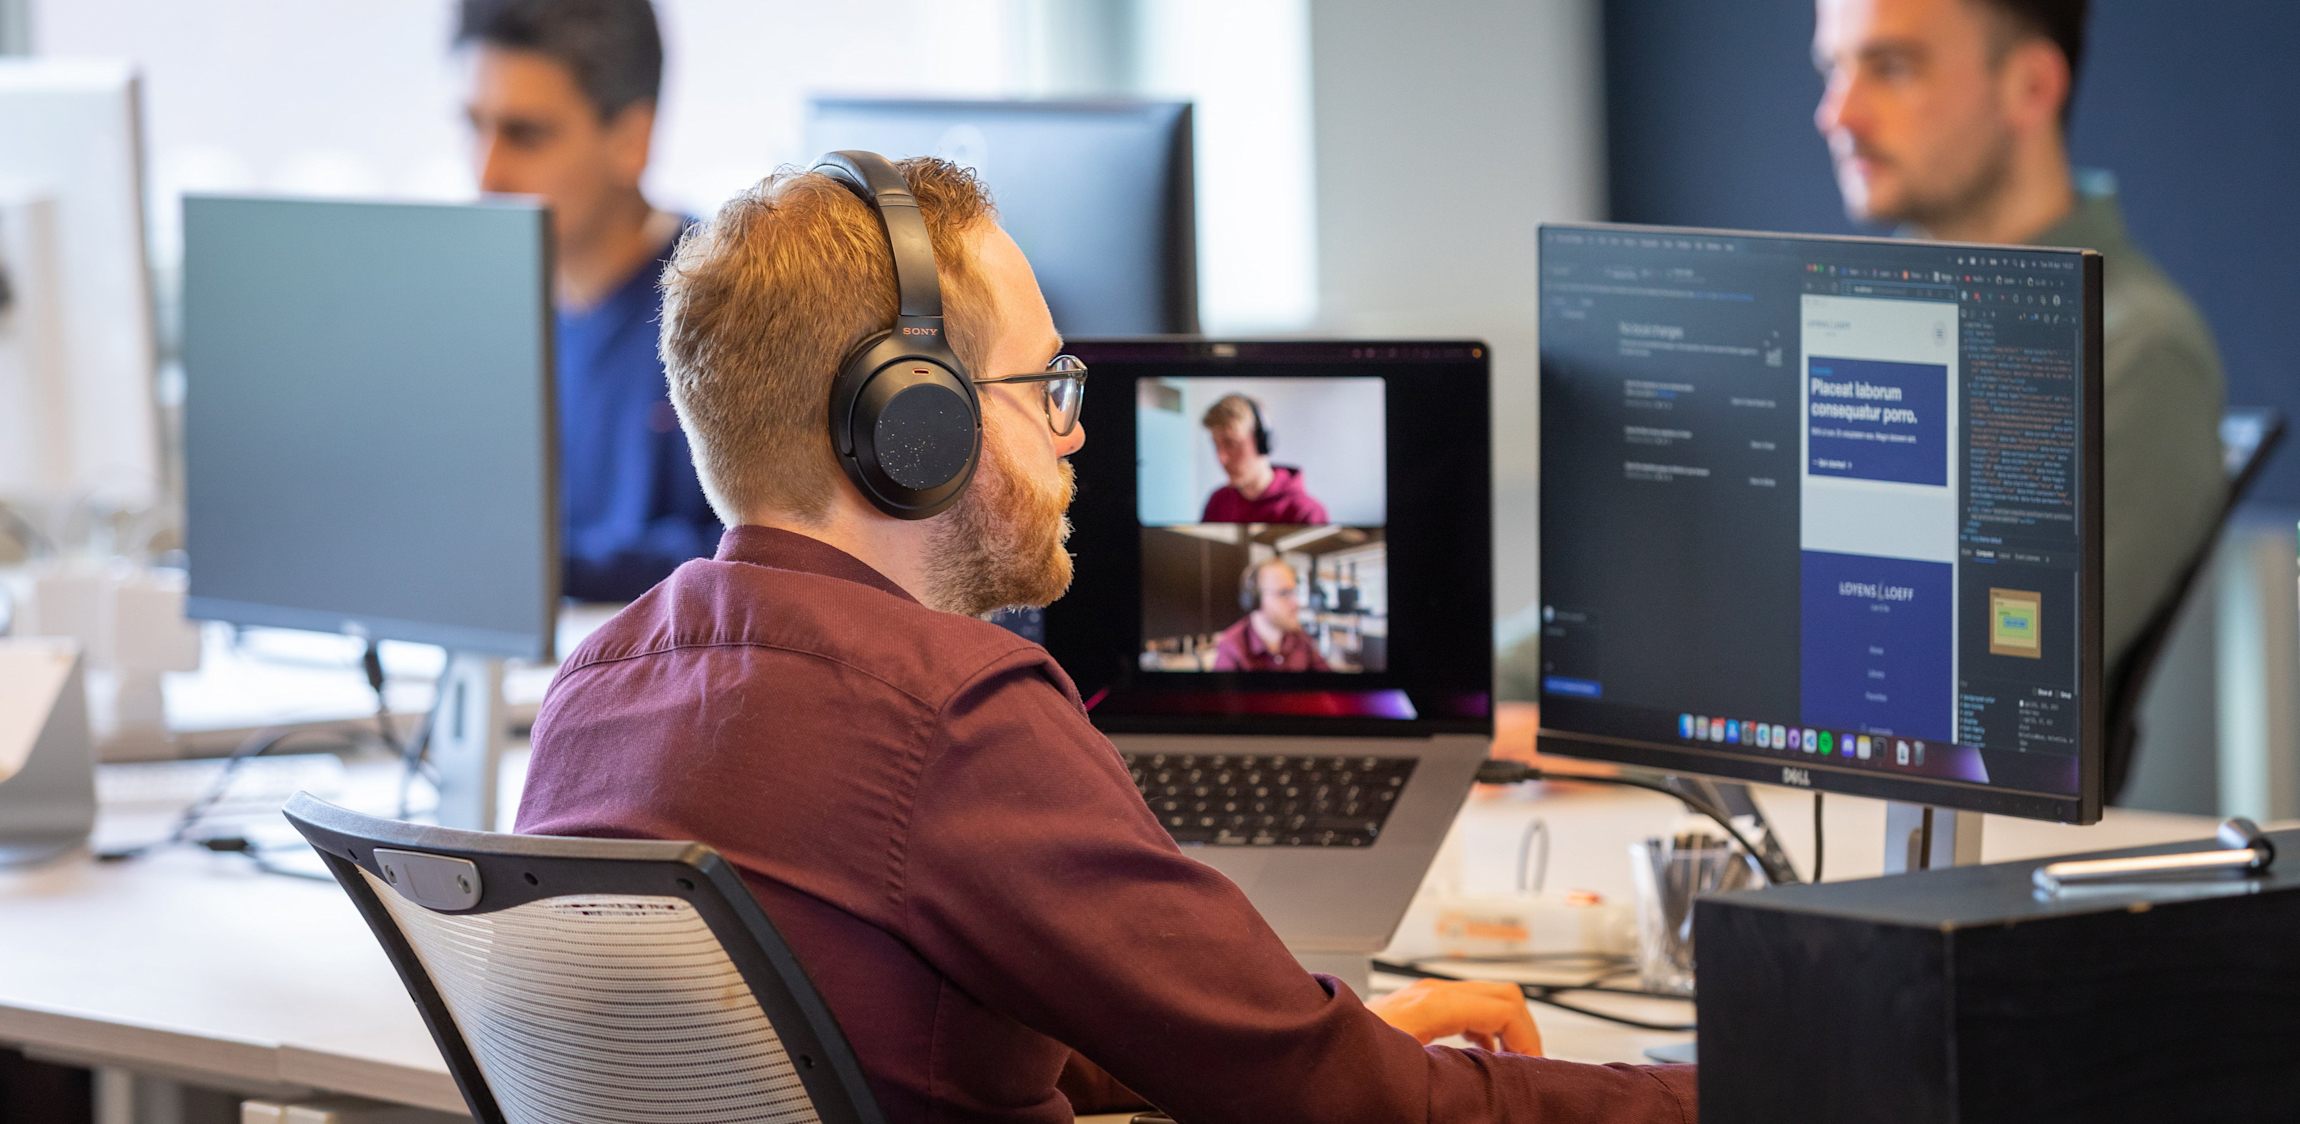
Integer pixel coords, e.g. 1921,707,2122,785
2000,38,2072,138
606,100,657,185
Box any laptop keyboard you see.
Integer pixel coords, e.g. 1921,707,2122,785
1122,752,1416,847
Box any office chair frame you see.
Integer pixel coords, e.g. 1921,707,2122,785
284,793,886,1124
2104,410,2287,802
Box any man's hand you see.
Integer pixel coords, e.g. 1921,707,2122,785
1366,978,1544,1056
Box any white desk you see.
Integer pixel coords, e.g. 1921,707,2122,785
0,763,2242,1120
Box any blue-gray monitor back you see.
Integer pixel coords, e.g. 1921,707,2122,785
181,195,557,661
805,98,1197,336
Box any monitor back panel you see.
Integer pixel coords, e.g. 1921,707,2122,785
806,99,1197,336
181,196,556,660
1536,224,2103,823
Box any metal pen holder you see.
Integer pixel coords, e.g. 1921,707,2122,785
1630,834,1762,996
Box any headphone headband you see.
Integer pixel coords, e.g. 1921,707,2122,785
813,151,944,325
809,150,981,521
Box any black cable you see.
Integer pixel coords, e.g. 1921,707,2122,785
96,646,423,869
1372,959,1697,1034
96,722,391,862
96,725,307,861
361,641,403,757
195,836,334,882
1474,760,1799,885
397,695,441,820
1812,792,1825,883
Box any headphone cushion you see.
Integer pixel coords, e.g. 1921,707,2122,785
874,383,976,490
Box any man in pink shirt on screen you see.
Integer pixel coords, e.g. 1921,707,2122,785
1199,394,1331,524
1213,559,1332,672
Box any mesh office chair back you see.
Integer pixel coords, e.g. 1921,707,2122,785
284,794,885,1124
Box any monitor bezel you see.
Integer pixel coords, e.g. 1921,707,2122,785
1532,221,2105,825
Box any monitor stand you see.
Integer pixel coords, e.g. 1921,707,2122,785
429,652,508,832
1881,802,1984,873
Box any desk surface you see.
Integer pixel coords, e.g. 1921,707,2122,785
0,759,2245,1116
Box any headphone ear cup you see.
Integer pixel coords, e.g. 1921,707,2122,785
1239,566,1259,613
1246,399,1272,455
830,336,981,519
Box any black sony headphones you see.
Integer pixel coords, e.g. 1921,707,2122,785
1245,397,1272,455
813,151,980,520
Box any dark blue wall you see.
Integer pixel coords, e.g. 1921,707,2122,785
1606,0,2300,501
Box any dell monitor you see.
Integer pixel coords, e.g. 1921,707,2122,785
805,98,1197,335
1536,223,2104,824
1048,339,1491,987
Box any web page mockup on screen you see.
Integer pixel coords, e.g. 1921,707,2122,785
1537,225,2097,817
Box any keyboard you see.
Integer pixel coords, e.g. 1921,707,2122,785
1122,752,1416,847
97,752,348,809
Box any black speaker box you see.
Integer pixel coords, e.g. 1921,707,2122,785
1695,827,2300,1122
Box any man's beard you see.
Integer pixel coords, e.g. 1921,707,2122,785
921,423,1076,618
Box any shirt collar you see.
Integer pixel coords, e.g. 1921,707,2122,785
713,525,919,604
1243,620,1299,660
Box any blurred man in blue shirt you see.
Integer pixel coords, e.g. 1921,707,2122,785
457,0,718,601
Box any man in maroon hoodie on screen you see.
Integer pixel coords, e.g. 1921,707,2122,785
1200,394,1331,524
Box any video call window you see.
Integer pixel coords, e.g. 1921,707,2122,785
1140,524,1389,674
1136,376,1387,527
1135,374,1389,675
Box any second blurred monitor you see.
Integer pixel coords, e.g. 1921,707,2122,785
806,98,1197,336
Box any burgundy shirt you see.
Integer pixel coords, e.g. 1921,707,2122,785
519,526,1696,1124
1211,616,1331,672
1201,466,1330,524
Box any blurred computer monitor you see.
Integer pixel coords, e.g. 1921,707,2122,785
1536,223,2104,824
180,195,557,662
805,98,1197,335
0,59,161,514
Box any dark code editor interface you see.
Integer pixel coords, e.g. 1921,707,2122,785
1539,225,2090,798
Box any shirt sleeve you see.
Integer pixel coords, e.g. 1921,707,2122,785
1211,623,1249,671
897,656,1697,1124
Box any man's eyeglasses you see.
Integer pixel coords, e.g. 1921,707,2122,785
973,354,1088,436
